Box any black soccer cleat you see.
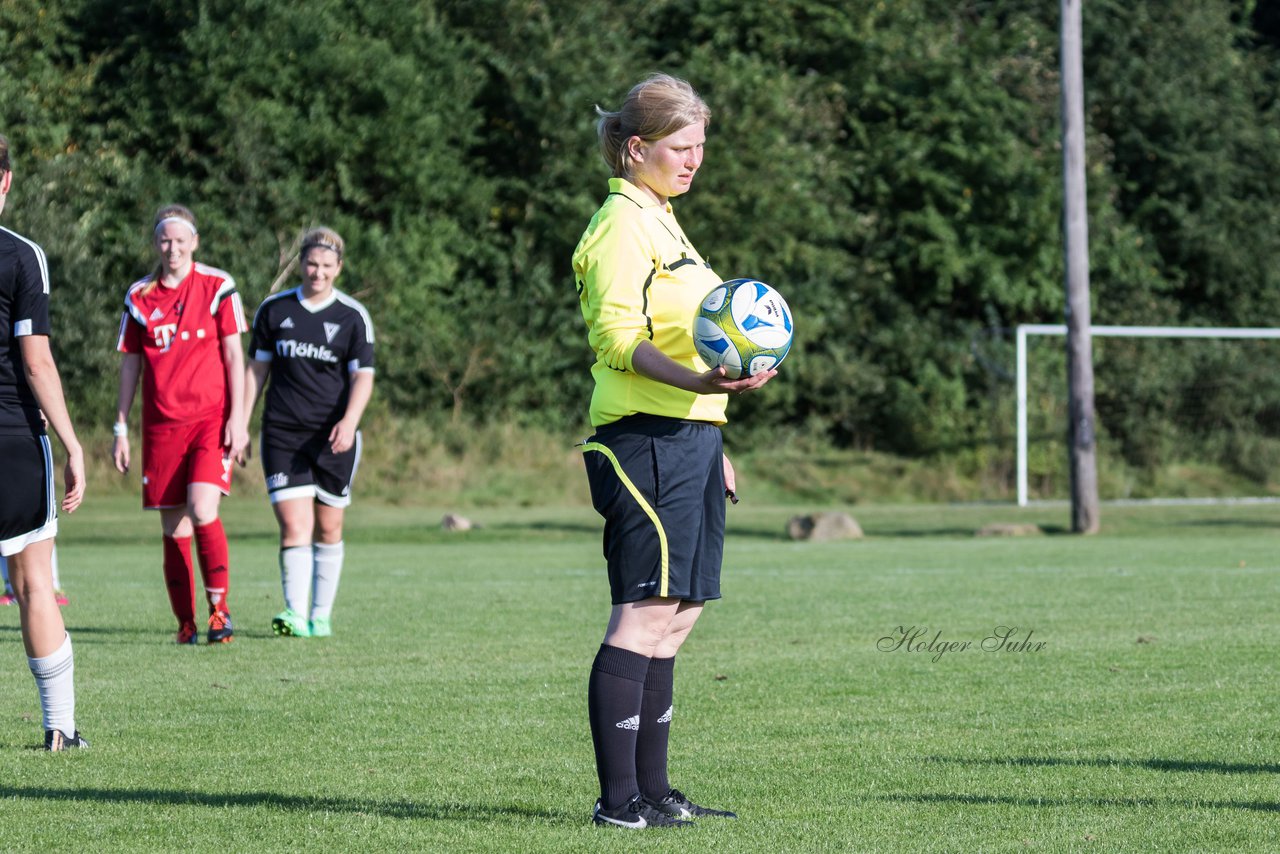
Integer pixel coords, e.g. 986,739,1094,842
592,793,692,829
44,729,89,751
653,788,738,819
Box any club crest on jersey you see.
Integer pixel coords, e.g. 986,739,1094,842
323,322,341,343
276,338,338,363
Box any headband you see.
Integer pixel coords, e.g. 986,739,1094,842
302,239,343,259
154,216,198,236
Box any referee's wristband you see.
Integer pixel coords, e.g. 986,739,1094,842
112,422,128,438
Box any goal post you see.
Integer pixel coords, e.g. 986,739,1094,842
1016,324,1280,506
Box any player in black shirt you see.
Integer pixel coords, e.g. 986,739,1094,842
243,227,374,638
0,134,87,749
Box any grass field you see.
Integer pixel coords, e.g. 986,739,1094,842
2,495,1279,852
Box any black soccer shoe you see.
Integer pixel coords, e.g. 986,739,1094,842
592,793,692,829
44,729,89,751
653,788,738,819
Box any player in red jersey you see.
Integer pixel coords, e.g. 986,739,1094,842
112,204,249,644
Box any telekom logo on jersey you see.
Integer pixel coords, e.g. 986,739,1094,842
153,323,178,349
152,323,208,351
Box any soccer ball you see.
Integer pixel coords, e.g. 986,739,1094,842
692,278,794,379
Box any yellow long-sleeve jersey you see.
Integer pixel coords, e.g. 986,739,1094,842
573,178,728,428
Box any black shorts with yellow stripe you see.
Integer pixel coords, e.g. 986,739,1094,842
582,414,725,605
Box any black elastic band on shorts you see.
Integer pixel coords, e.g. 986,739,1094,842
593,413,716,438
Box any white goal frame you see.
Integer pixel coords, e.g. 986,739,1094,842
1016,324,1280,506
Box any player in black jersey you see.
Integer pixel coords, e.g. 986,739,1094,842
0,134,88,749
243,227,374,638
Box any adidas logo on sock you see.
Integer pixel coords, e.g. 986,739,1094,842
615,715,640,731
657,705,673,724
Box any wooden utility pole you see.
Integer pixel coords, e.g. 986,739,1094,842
1060,0,1100,533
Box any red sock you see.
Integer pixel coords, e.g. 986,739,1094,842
194,519,230,614
162,535,196,625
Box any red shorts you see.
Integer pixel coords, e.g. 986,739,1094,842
142,417,232,509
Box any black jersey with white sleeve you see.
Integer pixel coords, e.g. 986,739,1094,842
0,226,52,436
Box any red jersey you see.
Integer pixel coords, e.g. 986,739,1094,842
116,262,247,427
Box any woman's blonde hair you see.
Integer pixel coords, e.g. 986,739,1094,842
595,73,711,179
300,226,344,261
144,204,198,295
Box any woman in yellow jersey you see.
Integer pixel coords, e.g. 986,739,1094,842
573,73,774,829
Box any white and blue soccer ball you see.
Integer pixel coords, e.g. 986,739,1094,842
692,278,794,380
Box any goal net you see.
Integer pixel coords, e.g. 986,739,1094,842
1017,324,1280,506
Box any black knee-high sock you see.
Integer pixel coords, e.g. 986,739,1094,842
588,644,651,809
636,655,675,800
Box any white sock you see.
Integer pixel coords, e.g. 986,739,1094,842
311,541,345,621
28,632,75,735
280,546,313,615
51,546,62,591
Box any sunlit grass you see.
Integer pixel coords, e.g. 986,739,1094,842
1,497,1278,851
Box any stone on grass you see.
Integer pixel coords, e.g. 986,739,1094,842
787,511,863,542
442,513,474,532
